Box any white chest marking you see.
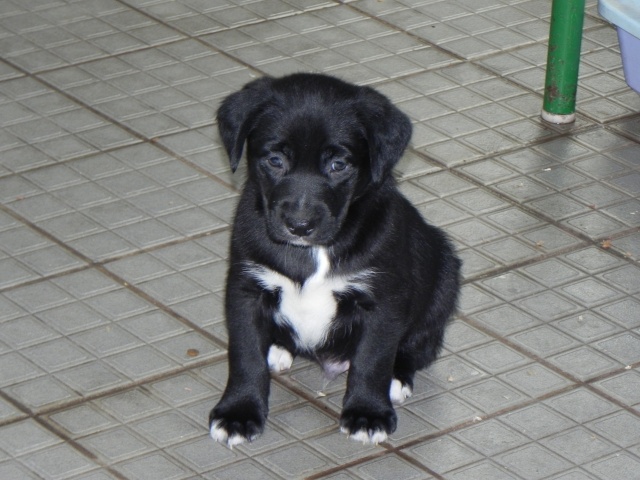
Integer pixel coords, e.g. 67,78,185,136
246,247,372,350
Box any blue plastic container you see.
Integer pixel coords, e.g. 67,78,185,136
598,0,640,93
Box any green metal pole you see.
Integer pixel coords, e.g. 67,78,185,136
542,0,585,124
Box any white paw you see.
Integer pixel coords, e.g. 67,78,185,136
267,344,294,373
389,379,413,405
210,420,249,448
341,426,388,445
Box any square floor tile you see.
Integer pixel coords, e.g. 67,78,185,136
409,437,482,475
497,444,572,480
454,419,529,456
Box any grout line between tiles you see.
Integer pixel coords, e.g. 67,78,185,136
0,353,225,428
0,202,233,295
429,150,640,266
33,416,130,480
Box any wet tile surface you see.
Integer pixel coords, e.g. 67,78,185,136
0,0,639,478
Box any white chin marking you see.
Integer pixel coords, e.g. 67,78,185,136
389,379,413,405
210,422,247,448
267,345,294,373
341,426,388,445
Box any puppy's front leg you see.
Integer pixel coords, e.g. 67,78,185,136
209,276,272,447
340,324,400,444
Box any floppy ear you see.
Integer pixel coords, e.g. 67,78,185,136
358,87,412,184
217,77,274,172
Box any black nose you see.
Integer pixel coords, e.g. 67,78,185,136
285,219,315,237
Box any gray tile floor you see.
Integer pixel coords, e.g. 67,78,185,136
0,0,639,478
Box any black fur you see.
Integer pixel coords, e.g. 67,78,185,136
209,73,461,445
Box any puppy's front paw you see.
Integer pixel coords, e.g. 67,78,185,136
340,405,397,444
209,401,266,447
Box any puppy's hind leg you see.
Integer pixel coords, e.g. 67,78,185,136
267,344,294,373
389,378,413,405
391,323,448,405
390,349,420,406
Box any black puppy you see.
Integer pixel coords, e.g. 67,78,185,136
210,73,461,446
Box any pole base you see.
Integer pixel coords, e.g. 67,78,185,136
541,110,576,124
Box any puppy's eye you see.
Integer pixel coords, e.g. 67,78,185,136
267,156,284,168
330,160,348,172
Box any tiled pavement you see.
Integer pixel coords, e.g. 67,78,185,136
0,0,639,478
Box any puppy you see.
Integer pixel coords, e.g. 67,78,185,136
209,73,461,446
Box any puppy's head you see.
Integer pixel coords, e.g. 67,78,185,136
217,73,412,246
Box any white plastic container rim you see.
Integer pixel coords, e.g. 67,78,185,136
598,0,640,39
